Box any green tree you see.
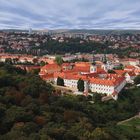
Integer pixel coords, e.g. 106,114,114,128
134,75,140,85
0,103,6,117
55,56,63,65
5,58,13,65
57,77,64,86
29,69,40,75
91,127,111,140
32,58,38,64
92,93,102,103
22,122,39,136
77,79,84,92
13,58,19,64
108,70,115,74
40,61,46,66
113,64,124,70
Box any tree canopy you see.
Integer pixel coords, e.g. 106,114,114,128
77,79,85,92
0,63,140,140
57,77,64,86
134,75,140,85
55,56,63,65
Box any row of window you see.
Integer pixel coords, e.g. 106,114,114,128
90,84,113,88
90,86,112,92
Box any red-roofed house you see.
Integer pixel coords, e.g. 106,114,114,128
39,64,61,76
61,63,73,71
89,76,126,97
114,70,126,76
114,69,136,83
124,65,136,71
73,62,97,74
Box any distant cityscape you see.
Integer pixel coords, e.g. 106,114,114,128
0,29,140,57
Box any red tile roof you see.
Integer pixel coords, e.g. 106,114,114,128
125,65,136,70
114,70,126,75
127,71,136,76
62,63,71,67
42,64,61,70
90,76,125,86
73,66,90,73
97,68,107,74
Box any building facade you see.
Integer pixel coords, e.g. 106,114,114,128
39,62,128,100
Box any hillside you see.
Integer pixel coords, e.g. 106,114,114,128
0,63,140,140
65,29,140,35
117,117,140,139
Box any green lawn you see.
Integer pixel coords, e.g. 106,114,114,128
116,117,140,139
120,117,140,128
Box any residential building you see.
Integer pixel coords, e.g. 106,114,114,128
39,62,128,100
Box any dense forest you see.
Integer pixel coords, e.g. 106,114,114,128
0,63,140,140
38,37,113,54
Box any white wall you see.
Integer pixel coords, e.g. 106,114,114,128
89,83,114,95
54,77,126,96
90,79,126,95
114,80,126,93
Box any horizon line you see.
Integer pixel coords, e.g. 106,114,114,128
1,28,140,31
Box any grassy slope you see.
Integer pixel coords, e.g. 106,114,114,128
117,117,140,139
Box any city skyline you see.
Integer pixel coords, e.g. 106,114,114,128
0,0,140,29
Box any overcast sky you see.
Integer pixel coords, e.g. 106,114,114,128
0,0,140,29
